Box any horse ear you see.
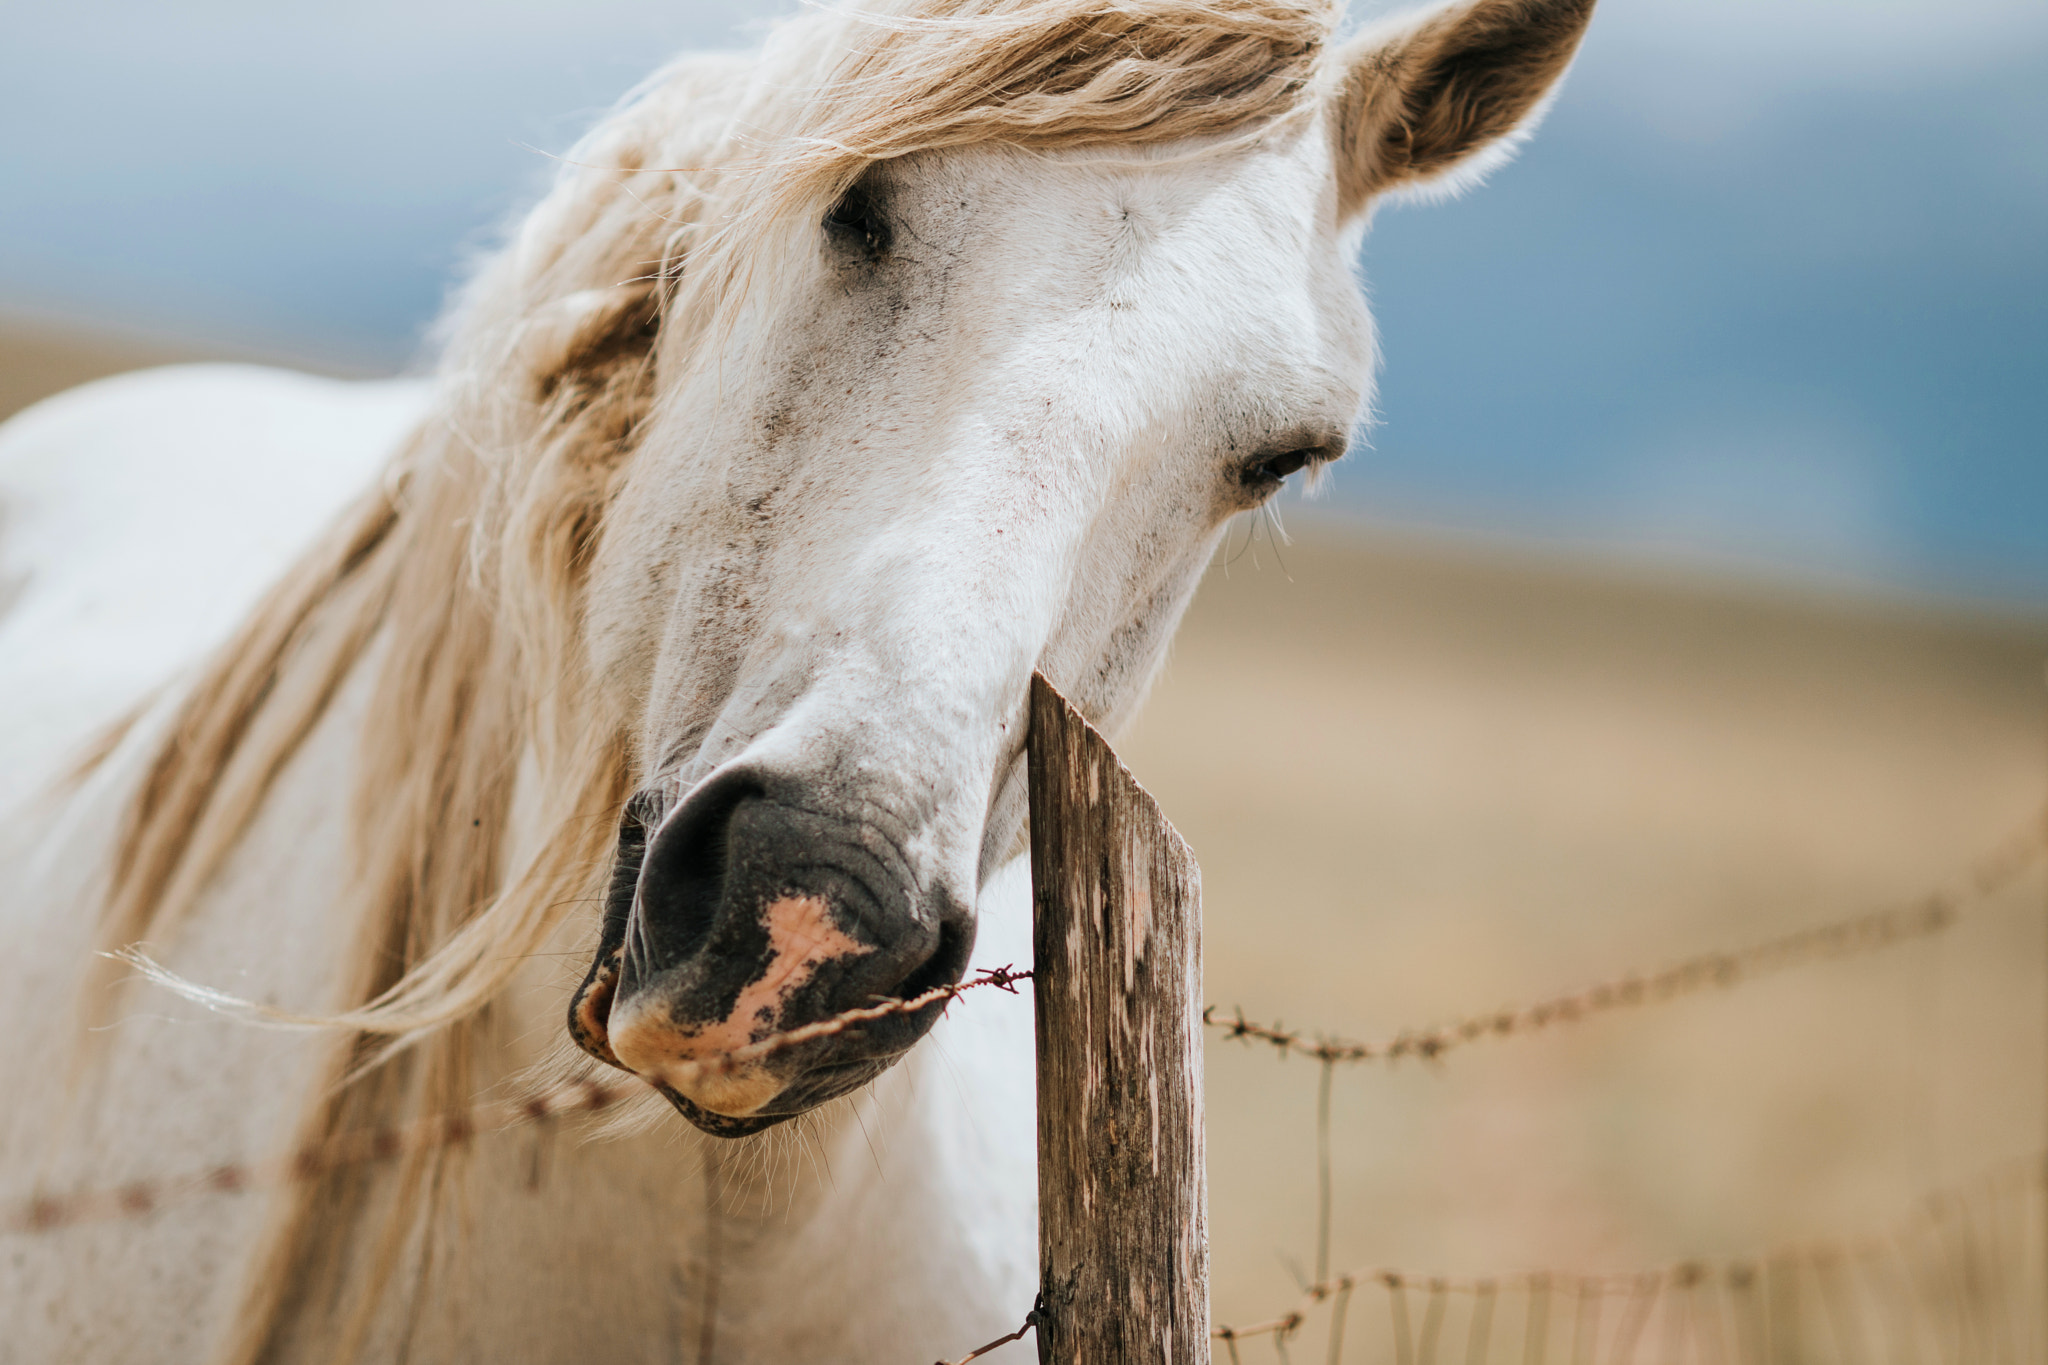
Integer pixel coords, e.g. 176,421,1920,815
1330,0,1596,217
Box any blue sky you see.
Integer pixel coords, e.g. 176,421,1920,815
2,1,2043,604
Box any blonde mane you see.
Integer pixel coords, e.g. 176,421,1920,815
92,1,1336,1358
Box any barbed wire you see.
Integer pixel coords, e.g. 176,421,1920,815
656,962,1032,1084
14,808,2046,1365
1,964,1032,1237
1206,810,2046,1070
13,813,2041,1246
1211,1155,2048,1363
933,1298,1041,1365
5,1074,629,1238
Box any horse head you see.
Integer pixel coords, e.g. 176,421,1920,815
541,0,1596,1135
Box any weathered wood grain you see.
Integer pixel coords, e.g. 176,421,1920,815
1028,672,1209,1364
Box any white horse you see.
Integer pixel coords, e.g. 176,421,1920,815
0,0,1592,1359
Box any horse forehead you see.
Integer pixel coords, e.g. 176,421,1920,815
906,139,1361,374
930,136,1335,271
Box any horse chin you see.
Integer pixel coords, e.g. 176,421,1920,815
650,1058,892,1139
650,1083,792,1138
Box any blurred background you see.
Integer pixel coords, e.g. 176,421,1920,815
4,0,2045,1356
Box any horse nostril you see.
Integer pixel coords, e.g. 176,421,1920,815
629,772,763,979
893,913,972,1004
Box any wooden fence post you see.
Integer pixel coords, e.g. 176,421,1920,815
1028,673,1210,1363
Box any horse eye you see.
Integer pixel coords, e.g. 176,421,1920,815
824,185,891,256
1241,449,1314,492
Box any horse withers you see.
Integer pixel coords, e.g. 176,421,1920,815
0,1,1595,1359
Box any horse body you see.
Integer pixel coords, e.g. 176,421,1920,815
0,366,428,810
0,2,1594,1359
0,369,416,1357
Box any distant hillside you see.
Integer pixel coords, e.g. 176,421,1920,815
0,317,209,423
0,315,376,425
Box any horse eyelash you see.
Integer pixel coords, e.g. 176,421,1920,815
1239,448,1320,494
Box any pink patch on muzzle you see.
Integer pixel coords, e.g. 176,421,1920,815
608,894,872,1117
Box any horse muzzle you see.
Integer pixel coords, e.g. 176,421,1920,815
567,769,971,1137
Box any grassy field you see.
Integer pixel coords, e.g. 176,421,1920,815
7,320,2045,1356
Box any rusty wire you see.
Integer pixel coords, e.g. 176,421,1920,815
657,962,1032,1084
1,964,1031,1237
5,1075,629,1237
1210,1154,2048,1360
933,1297,1040,1365
1207,810,2048,1361
12,808,2048,1365
1206,810,2046,1070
